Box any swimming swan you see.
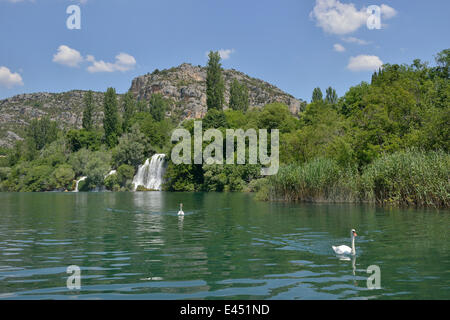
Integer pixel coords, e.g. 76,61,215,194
177,203,184,216
332,229,357,255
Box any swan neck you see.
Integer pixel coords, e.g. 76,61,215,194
351,235,356,255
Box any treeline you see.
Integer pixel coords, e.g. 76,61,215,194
0,87,175,192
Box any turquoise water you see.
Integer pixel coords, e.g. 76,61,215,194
0,192,449,299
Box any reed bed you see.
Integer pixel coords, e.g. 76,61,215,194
258,150,449,208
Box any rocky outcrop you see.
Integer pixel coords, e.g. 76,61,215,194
130,63,304,119
0,63,304,148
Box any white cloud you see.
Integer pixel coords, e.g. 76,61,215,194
53,45,83,67
218,49,235,60
381,4,397,19
52,45,136,73
86,53,136,73
310,0,397,35
206,49,236,60
0,66,24,88
333,43,346,52
342,36,370,45
347,55,383,71
310,0,367,35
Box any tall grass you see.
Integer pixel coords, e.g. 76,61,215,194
360,150,449,208
261,158,359,203
257,150,449,208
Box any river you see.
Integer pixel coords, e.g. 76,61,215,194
0,192,448,299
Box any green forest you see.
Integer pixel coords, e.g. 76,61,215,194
0,50,448,208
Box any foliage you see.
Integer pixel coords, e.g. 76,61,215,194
360,150,449,207
104,173,120,191
112,124,149,169
312,87,323,103
53,164,75,190
258,158,359,203
82,90,94,131
257,103,298,133
26,117,58,151
149,93,169,122
325,87,338,105
83,150,111,189
67,129,102,152
122,92,136,132
203,109,228,129
103,87,121,148
117,164,135,186
206,51,225,110
229,79,249,112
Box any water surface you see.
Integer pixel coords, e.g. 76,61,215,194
0,192,448,299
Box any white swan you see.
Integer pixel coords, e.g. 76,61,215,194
177,203,184,216
332,229,357,255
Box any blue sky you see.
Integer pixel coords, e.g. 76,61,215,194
0,0,449,101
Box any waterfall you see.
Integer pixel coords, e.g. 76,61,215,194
105,170,117,178
74,176,87,192
132,154,167,191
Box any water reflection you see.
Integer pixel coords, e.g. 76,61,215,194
132,192,164,212
178,215,184,231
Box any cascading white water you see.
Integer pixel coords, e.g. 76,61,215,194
74,176,87,192
132,154,167,191
105,170,117,178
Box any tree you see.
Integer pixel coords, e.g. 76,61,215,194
435,49,449,79
66,129,102,152
312,87,323,103
26,117,58,151
258,103,297,133
84,150,111,189
206,51,225,110
149,93,168,122
112,124,149,169
136,99,148,112
203,109,228,129
229,79,249,112
117,164,135,187
103,87,121,148
82,90,94,131
325,87,338,105
122,92,136,132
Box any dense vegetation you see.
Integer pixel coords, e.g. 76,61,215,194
0,49,448,208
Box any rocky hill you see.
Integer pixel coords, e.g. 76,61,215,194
0,63,304,148
130,63,304,119
0,90,112,148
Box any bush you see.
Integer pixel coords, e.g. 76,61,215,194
117,164,135,187
0,167,11,182
53,164,75,190
67,129,102,152
104,173,120,191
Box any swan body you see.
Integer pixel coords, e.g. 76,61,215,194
332,229,357,255
177,203,184,216
332,245,352,255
